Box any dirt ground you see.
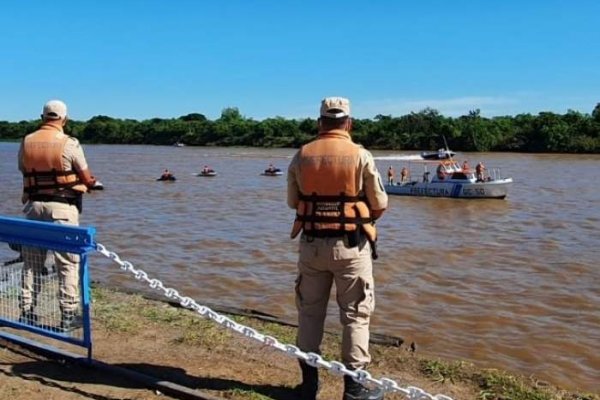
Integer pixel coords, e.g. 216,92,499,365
0,287,592,400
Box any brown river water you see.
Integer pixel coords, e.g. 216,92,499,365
1,142,598,392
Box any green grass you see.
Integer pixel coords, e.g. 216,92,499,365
418,357,597,400
419,359,469,384
476,369,553,400
89,286,599,400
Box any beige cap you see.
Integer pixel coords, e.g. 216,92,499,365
42,99,68,120
320,96,350,118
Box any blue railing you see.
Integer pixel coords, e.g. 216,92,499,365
0,215,95,359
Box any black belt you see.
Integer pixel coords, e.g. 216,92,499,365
28,194,82,213
304,230,364,245
303,230,348,238
28,194,78,206
303,230,375,257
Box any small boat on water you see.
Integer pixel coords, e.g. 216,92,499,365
386,159,513,199
421,148,456,160
157,169,176,181
261,164,283,176
91,181,104,190
197,170,217,177
157,175,176,182
261,169,283,176
173,142,185,147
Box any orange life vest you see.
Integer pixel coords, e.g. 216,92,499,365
21,125,88,197
290,129,377,242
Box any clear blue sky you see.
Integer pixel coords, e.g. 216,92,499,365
1,1,599,122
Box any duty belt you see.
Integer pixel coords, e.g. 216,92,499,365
302,230,378,260
29,194,77,204
28,194,82,213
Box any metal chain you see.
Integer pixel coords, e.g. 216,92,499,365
95,243,454,400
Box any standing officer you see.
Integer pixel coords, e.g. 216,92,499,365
476,161,486,181
287,97,388,399
18,99,101,331
387,165,395,185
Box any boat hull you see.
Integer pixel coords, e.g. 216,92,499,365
261,171,283,176
386,178,512,199
420,147,456,160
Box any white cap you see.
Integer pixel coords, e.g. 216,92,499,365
42,99,68,120
320,97,350,119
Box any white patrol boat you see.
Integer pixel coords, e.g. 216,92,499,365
386,159,513,199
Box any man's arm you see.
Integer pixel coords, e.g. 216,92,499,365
360,149,388,218
287,152,301,209
67,138,97,188
77,168,97,188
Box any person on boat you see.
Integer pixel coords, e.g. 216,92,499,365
400,166,409,183
201,165,213,174
387,165,395,185
436,162,446,180
287,96,387,400
265,163,279,173
160,169,174,180
476,162,486,182
422,171,430,182
462,160,470,171
18,99,101,331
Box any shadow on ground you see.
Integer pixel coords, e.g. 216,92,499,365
119,362,300,399
5,354,299,400
5,360,147,400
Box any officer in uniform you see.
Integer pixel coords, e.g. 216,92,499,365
287,97,388,399
18,99,101,331
387,165,395,185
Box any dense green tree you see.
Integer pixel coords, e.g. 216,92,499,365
2,104,599,153
592,103,600,122
179,113,207,122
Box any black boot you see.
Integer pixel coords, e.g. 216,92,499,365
343,375,384,400
297,361,319,399
60,311,83,332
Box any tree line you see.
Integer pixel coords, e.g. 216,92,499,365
2,104,600,153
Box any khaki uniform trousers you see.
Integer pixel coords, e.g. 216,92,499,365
20,201,80,314
295,234,375,370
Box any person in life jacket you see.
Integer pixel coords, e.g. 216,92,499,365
287,97,388,400
476,161,486,181
387,165,395,185
18,99,101,332
436,162,446,180
400,166,409,183
160,169,174,179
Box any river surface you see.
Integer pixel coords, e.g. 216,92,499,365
1,142,598,392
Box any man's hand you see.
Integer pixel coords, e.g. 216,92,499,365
371,208,385,220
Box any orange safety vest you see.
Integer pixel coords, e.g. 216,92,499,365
21,125,88,197
290,129,377,242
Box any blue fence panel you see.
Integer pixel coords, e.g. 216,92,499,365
0,215,95,358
